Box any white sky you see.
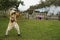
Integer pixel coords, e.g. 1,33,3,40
18,0,46,11
35,5,60,15
18,0,60,15
48,5,60,15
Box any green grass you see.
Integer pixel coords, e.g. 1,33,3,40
0,18,60,40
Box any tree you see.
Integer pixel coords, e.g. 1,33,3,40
34,0,60,9
0,0,24,10
0,0,24,17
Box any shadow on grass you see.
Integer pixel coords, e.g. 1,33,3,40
0,35,22,40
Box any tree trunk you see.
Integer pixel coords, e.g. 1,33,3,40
58,13,60,21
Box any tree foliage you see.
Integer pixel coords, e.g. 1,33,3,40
35,0,60,9
0,0,16,10
0,0,24,10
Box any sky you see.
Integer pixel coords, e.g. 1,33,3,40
18,0,60,15
48,5,60,15
18,0,46,11
35,5,60,15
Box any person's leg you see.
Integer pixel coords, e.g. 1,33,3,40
5,23,13,36
14,22,20,35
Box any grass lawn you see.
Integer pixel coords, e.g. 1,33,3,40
0,18,60,40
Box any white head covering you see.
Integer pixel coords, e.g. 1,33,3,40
10,7,17,11
9,8,16,15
